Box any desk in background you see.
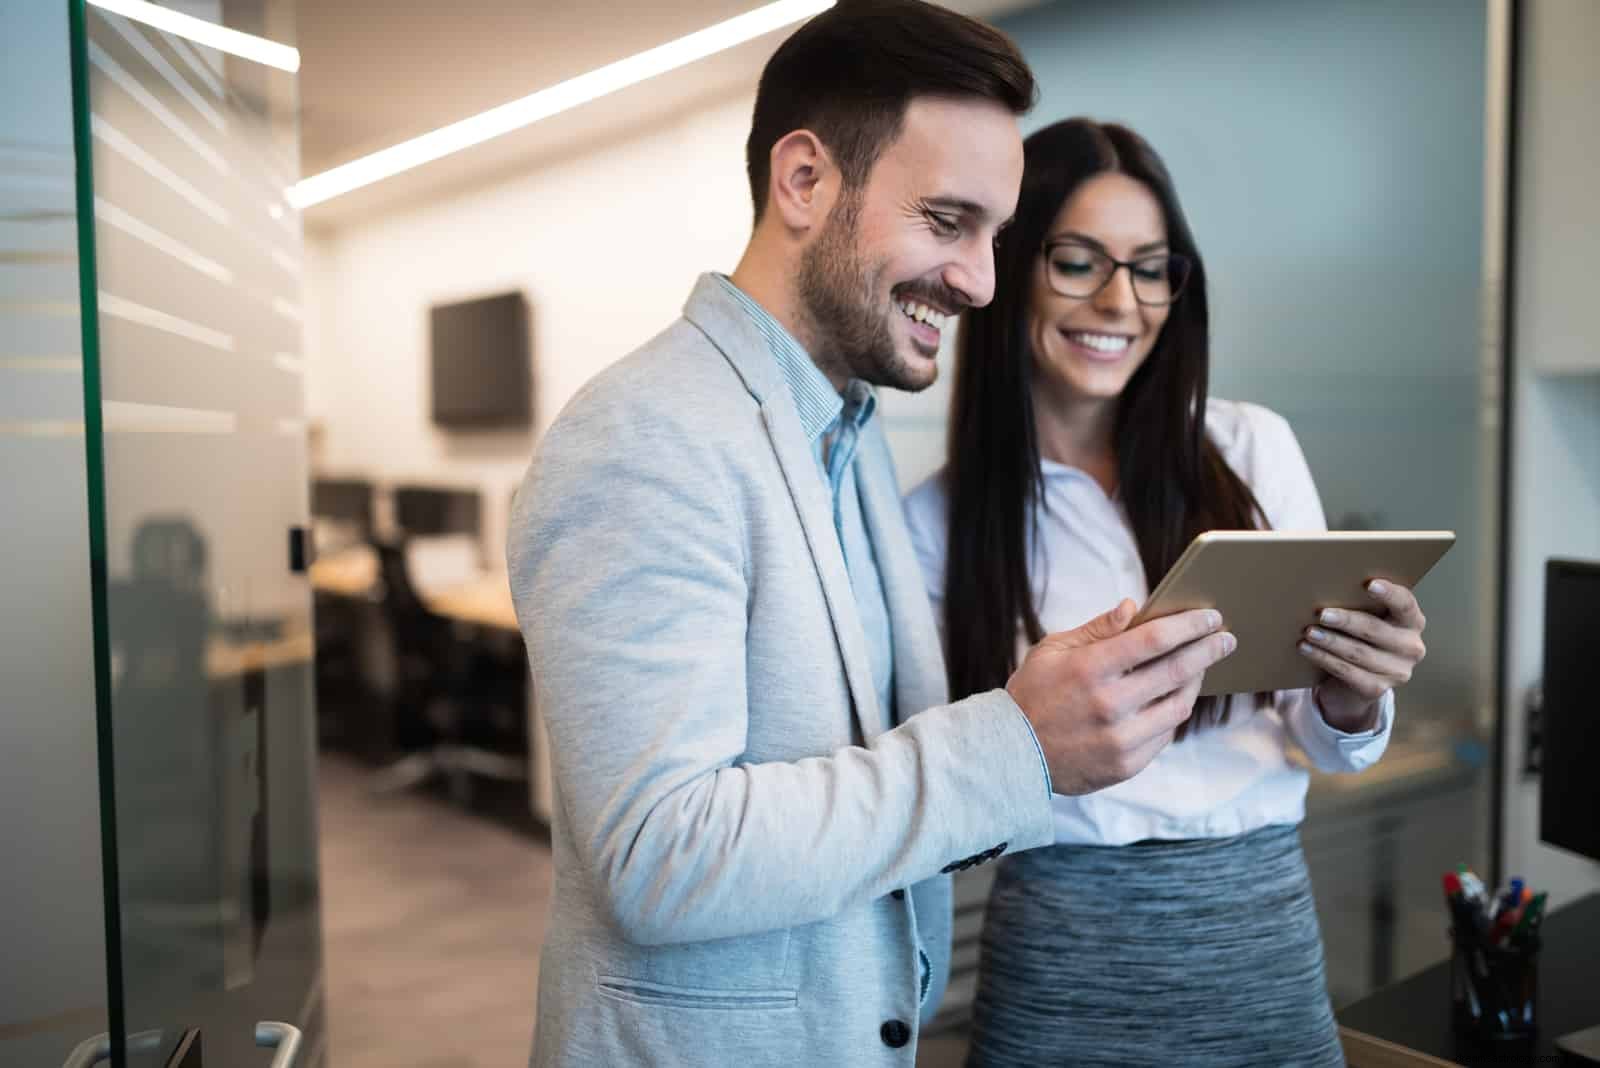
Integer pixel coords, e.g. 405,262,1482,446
309,549,552,832
1339,892,1600,1066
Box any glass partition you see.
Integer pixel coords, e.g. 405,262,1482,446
0,3,112,1064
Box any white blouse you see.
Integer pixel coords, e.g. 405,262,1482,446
903,399,1393,845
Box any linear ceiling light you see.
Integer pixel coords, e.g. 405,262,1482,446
87,0,301,73
287,0,835,209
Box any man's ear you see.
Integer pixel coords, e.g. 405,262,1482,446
766,129,838,234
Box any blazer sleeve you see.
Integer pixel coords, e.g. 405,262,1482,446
508,390,1054,947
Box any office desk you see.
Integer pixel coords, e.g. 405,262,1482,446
425,573,517,631
1338,892,1600,1066
309,552,552,830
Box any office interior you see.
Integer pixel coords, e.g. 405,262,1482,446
3,0,1598,1065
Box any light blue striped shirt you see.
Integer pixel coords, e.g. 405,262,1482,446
713,274,895,726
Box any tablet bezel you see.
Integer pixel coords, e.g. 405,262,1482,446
1129,530,1456,698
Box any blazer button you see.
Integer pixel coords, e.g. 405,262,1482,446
880,1019,911,1048
891,889,906,901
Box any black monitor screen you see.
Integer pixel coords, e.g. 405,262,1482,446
1540,558,1600,863
430,291,531,428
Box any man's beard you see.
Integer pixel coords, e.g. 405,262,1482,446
797,193,932,392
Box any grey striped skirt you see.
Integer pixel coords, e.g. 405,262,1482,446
966,823,1343,1068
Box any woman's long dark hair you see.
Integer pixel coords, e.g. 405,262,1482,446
943,118,1265,737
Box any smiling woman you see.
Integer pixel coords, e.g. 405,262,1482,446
903,117,1433,1066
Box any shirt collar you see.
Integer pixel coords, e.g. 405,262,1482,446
712,274,875,443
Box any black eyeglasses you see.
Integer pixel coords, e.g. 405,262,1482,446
1041,239,1192,306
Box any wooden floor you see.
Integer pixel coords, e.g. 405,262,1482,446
317,752,971,1066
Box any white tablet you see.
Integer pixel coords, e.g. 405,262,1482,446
1129,530,1456,697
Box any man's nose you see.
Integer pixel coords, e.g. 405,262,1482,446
944,242,995,309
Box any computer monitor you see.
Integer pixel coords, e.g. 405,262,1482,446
1541,559,1600,1065
311,478,374,530
1539,558,1600,863
392,485,481,539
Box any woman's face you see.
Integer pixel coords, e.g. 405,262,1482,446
1028,172,1172,406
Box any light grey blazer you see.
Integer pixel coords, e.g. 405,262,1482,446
507,274,1054,1067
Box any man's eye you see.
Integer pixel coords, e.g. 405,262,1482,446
926,213,959,237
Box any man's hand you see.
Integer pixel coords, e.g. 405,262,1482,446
1007,600,1235,795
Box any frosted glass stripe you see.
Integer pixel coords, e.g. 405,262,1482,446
92,116,229,224
0,299,77,316
0,419,84,437
94,197,232,283
164,34,225,100
89,39,230,175
1,357,80,371
101,11,227,133
99,291,235,351
269,247,296,277
0,250,74,265
0,210,76,222
103,399,237,434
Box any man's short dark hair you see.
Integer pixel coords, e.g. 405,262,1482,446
746,0,1036,220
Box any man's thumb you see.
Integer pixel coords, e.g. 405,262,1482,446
1078,598,1137,642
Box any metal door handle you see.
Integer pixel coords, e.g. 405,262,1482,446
62,1029,162,1067
255,1021,302,1068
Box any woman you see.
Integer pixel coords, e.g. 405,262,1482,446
903,119,1430,1066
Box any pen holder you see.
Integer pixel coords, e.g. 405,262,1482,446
1449,928,1539,1043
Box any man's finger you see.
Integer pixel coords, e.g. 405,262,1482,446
1071,598,1138,645
1098,608,1224,676
1119,630,1235,708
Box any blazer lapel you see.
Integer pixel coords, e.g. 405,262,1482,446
682,275,884,741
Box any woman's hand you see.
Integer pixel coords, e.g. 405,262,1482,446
1297,580,1427,733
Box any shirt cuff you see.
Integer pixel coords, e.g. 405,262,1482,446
1297,687,1395,772
1004,694,1054,800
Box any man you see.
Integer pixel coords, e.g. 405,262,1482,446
508,2,1234,1064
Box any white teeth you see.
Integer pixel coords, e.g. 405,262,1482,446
898,300,948,329
1067,331,1131,353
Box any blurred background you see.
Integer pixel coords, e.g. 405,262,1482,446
4,0,1598,1065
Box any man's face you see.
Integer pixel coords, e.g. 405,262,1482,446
797,96,1024,392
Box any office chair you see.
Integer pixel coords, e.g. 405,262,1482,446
367,539,526,803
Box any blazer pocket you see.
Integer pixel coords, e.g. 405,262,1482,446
596,976,798,1012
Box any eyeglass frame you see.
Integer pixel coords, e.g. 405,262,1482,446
1039,238,1193,307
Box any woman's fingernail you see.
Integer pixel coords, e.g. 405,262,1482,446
1299,641,1315,655
1221,633,1237,654
1368,580,1388,597
1320,608,1343,626
1307,627,1327,643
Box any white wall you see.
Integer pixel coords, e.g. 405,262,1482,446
1500,0,1600,906
304,96,758,562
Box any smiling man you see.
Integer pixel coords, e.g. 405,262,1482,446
507,2,1237,1065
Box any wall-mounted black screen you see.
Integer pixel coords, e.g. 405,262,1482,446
429,291,531,428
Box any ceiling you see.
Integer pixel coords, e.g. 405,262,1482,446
291,0,1041,229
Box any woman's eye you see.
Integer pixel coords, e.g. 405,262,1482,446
1050,258,1094,275
1133,262,1167,281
